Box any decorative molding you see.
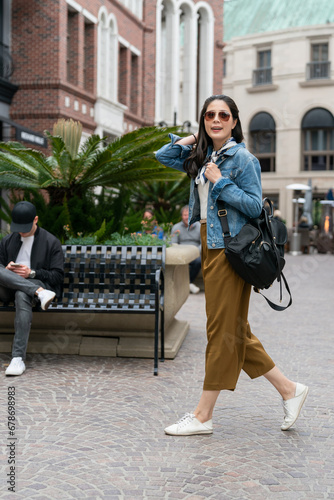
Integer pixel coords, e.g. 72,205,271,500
299,79,334,88
13,79,96,103
66,0,82,13
83,9,97,24
10,111,96,130
247,84,279,93
66,0,97,24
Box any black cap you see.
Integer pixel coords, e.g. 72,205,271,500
10,201,37,233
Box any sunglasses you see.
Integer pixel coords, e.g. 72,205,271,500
204,111,231,122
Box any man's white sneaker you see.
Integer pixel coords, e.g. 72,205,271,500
164,413,213,436
38,289,56,311
5,357,26,376
281,383,309,431
189,283,200,294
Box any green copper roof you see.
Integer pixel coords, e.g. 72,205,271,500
224,0,334,41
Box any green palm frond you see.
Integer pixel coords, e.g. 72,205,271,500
0,142,48,172
78,126,180,186
88,161,182,187
0,195,12,224
72,135,104,181
0,123,182,203
106,126,179,161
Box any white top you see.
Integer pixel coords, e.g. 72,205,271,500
15,235,35,267
198,182,210,220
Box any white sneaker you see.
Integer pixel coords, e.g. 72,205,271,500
189,283,200,294
5,357,26,376
38,289,56,310
164,413,213,436
281,383,309,431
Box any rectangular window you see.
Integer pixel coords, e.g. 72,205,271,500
258,49,271,68
67,10,79,85
307,43,330,79
312,43,328,62
130,53,138,114
118,45,127,105
253,49,272,86
251,131,276,172
223,57,227,77
303,128,334,170
330,130,334,150
83,20,95,93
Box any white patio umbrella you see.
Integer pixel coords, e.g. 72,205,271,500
286,183,311,191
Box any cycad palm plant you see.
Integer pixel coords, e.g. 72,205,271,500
0,120,181,207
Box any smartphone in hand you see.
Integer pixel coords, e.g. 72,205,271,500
11,263,22,267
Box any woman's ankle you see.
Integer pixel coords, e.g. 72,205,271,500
194,409,212,423
282,381,297,401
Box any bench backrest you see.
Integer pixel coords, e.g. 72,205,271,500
50,245,165,311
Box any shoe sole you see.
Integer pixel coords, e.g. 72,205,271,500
5,369,26,376
164,429,213,436
281,386,309,431
42,297,55,311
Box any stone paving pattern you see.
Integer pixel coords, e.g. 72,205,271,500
1,253,333,499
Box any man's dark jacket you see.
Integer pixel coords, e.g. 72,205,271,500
0,226,64,298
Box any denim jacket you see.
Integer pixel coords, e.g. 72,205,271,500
155,134,262,249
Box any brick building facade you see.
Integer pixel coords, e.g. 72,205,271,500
1,0,223,146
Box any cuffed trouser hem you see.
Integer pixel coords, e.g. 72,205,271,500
203,362,276,391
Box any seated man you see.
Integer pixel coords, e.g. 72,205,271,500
0,201,64,376
171,205,201,294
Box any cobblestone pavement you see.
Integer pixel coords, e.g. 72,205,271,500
1,253,333,499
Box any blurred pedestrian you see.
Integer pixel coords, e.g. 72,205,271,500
171,205,201,294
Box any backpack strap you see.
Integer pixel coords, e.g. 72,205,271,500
253,272,292,311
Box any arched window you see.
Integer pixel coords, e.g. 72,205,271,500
108,15,118,102
302,108,334,171
97,9,118,102
249,112,276,172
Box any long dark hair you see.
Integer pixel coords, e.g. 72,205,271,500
183,94,244,179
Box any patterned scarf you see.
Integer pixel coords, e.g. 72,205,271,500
195,137,237,186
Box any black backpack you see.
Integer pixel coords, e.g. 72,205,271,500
218,198,292,311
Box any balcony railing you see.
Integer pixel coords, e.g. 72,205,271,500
252,67,272,86
306,61,331,80
0,42,14,80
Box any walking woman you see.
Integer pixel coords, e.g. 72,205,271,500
156,95,308,436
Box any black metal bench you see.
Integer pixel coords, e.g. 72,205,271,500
0,245,165,375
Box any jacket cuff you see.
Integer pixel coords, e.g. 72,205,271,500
211,176,234,201
168,134,193,157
